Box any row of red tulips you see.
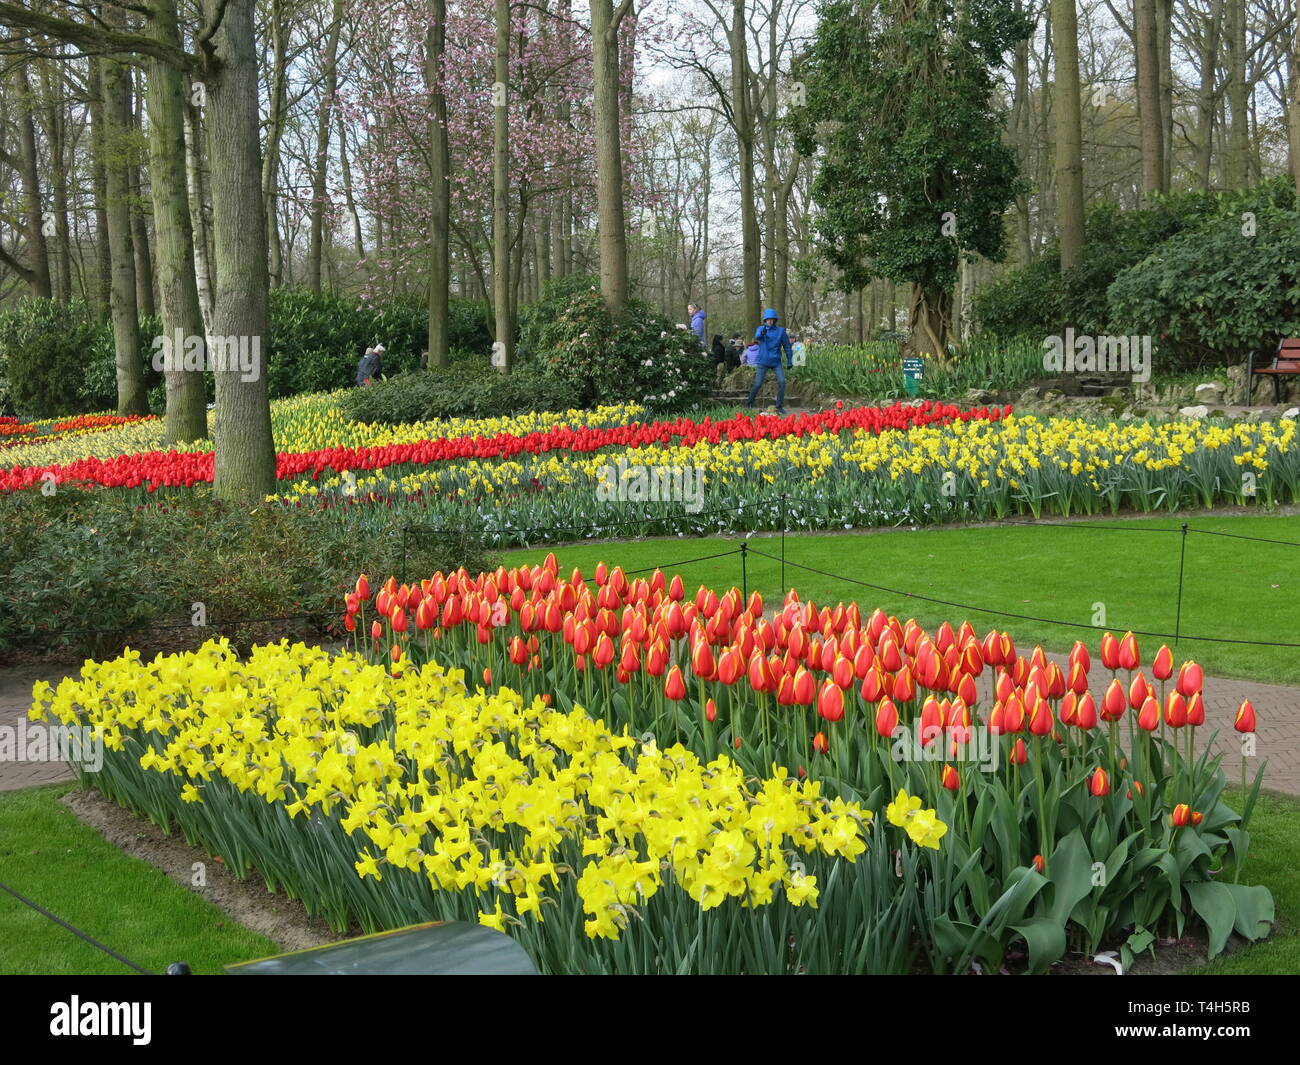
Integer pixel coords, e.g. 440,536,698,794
0,400,1007,493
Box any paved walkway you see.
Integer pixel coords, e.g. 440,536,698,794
1,654,1296,795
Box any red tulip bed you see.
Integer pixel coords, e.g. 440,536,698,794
0,400,1002,493
343,555,1274,974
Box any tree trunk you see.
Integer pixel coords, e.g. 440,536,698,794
492,0,514,367
202,0,276,502
262,0,289,287
1290,0,1300,196
87,57,112,318
337,112,365,263
1226,0,1249,188
129,71,156,318
306,0,343,293
100,28,147,415
732,0,759,324
1157,0,1173,190
185,94,215,332
909,283,951,358
1051,0,1086,266
590,0,629,312
39,59,72,302
1194,5,1221,190
1010,3,1033,264
426,0,452,368
1135,0,1164,199
148,0,209,444
13,64,52,299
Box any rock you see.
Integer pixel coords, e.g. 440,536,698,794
1282,407,1300,420
965,388,995,404
1195,382,1226,401
1017,387,1041,406
1178,405,1209,418
1042,389,1065,401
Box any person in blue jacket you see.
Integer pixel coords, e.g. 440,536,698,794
688,303,706,348
745,308,793,414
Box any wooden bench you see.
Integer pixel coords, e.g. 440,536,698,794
1246,338,1300,404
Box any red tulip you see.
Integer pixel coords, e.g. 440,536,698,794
1009,738,1028,766
593,633,615,670
1075,692,1098,730
618,639,640,674
875,698,899,739
817,680,845,722
1068,640,1090,674
705,698,717,723
690,640,716,679
1032,854,1045,873
1002,693,1026,733
664,665,687,701
1234,699,1257,733
1118,631,1140,671
1101,678,1127,722
831,655,854,690
1089,767,1110,797
1152,645,1174,681
891,665,916,703
1185,692,1205,727
1100,632,1120,670
941,764,960,790
1137,696,1160,731
860,666,885,703
355,574,371,601
1028,696,1053,737
1163,691,1187,728
812,731,829,754
1128,671,1150,710
1176,661,1203,697
793,667,816,706
1171,804,1192,828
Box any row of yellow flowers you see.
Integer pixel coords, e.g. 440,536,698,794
30,638,944,972
273,412,1297,510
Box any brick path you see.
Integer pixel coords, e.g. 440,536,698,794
1,654,1296,795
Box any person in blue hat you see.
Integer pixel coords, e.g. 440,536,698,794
745,308,793,414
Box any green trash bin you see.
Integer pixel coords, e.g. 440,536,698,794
903,356,924,396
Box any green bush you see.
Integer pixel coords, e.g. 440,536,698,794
517,275,713,411
340,362,581,424
0,299,157,418
1107,205,1300,370
974,180,1298,351
0,489,496,661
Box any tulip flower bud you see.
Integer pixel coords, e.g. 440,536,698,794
1089,767,1110,797
1101,678,1127,722
1137,696,1160,731
817,679,845,722
1176,661,1203,698
1152,644,1173,681
1191,811,1203,826
664,665,687,701
812,731,829,754
1118,631,1140,671
1100,632,1120,671
874,698,899,739
1171,804,1192,828
1009,737,1028,766
1185,691,1205,727
1234,699,1257,733
705,698,717,723
793,667,816,706
1032,854,1045,874
1075,691,1098,730
941,764,960,790
1028,697,1054,737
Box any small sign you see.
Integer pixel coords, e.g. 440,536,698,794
903,356,924,396
791,341,807,367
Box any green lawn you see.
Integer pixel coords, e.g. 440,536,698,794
0,784,276,975
1196,789,1300,974
504,513,1300,684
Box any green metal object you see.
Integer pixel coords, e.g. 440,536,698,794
225,921,537,975
903,356,924,396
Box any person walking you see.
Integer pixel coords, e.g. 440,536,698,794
355,343,384,386
745,309,793,415
688,303,707,349
711,334,728,387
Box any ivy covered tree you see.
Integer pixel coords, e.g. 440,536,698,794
790,0,1031,356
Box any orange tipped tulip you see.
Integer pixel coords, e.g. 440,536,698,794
1152,644,1174,681
1100,632,1120,670
1118,631,1140,670
941,764,960,790
875,698,899,739
355,574,371,601
690,640,716,679
1101,678,1127,722
793,667,816,706
1176,661,1203,698
1032,854,1045,874
1002,693,1026,733
1191,811,1203,826
1089,766,1110,797
1234,698,1257,733
1164,690,1187,728
812,731,830,754
831,655,854,690
1009,737,1028,766
1028,697,1054,737
1128,671,1149,710
509,636,529,665
1137,696,1160,731
817,680,845,722
1171,804,1192,828
1186,692,1205,727
1075,691,1098,730
705,698,717,723
664,665,687,701
860,666,885,703
891,665,916,703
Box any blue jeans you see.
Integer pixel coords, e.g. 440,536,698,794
746,363,786,410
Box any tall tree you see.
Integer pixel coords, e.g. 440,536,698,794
1051,0,1086,267
426,0,451,367
792,0,1029,356
1135,0,1165,198
1290,0,1300,195
148,0,210,443
589,0,633,312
